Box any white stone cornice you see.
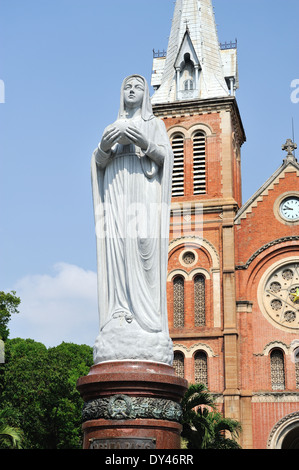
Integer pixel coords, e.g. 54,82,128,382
252,393,299,403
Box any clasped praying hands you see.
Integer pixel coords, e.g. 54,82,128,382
100,125,149,153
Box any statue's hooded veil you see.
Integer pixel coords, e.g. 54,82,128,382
118,74,154,122
91,74,173,336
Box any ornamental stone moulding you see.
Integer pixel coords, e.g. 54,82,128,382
169,236,220,269
236,236,299,271
82,395,183,423
173,342,216,359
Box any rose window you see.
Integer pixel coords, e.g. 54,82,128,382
182,251,196,265
261,262,299,330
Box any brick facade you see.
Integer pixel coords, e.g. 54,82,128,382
152,99,299,449
149,0,299,450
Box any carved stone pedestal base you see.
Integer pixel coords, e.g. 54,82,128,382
76,361,188,450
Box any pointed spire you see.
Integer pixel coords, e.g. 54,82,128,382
151,0,238,104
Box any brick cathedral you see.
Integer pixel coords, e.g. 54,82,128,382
150,0,299,449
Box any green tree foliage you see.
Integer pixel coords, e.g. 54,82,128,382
0,338,93,449
181,383,242,449
0,290,242,449
0,291,20,341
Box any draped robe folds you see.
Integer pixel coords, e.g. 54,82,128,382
91,77,174,365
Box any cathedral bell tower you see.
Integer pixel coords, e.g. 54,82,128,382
151,0,246,438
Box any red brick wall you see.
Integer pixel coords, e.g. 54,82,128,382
162,113,224,202
159,105,299,448
163,111,233,394
236,168,299,447
236,171,299,266
236,170,299,386
168,249,213,329
252,402,299,449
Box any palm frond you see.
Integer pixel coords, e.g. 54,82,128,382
181,384,242,449
0,425,23,449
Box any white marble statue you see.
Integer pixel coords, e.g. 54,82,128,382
91,75,174,365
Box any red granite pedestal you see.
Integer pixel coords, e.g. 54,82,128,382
76,361,188,450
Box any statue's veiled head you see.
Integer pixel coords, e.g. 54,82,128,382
118,74,154,121
123,76,145,111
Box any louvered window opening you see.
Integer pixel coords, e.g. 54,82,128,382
270,350,285,390
173,276,184,328
193,132,206,195
171,134,184,197
173,352,184,379
194,275,206,326
194,351,208,387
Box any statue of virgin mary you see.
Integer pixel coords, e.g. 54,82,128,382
91,75,174,365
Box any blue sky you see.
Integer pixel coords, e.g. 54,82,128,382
0,0,298,348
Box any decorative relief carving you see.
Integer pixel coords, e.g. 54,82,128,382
82,395,183,423
108,395,132,419
270,350,285,390
194,275,206,326
174,342,216,358
173,351,184,379
173,276,184,328
296,354,299,388
252,393,299,403
255,341,289,357
194,351,208,387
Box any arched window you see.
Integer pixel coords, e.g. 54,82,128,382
270,349,285,390
173,351,185,379
184,79,194,91
193,132,206,195
194,274,206,326
194,351,208,387
173,275,184,328
171,133,184,197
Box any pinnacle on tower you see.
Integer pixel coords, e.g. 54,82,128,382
151,0,238,104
